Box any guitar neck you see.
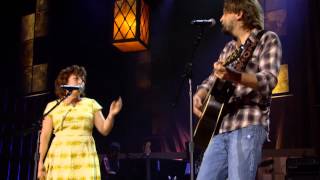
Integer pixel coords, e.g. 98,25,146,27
202,46,243,102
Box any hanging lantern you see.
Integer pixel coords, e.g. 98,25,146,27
113,0,150,52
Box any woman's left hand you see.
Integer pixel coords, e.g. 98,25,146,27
109,97,123,117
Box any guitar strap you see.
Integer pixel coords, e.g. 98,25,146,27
234,30,267,71
230,30,270,110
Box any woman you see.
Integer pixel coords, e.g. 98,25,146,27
37,65,122,179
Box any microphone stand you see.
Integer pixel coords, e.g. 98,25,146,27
33,92,71,180
173,26,206,180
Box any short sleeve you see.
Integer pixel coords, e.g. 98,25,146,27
92,99,103,113
43,101,56,119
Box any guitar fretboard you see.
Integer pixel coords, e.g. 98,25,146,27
223,45,244,67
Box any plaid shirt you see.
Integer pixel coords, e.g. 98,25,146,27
198,29,282,134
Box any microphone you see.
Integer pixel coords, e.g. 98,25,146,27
190,18,216,27
60,85,83,91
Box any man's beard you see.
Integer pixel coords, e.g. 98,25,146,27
221,24,232,36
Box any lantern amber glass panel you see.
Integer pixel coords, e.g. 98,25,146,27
113,0,150,52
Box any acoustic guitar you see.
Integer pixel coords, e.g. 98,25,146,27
193,46,244,150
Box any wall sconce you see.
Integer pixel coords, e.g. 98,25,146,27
113,0,150,52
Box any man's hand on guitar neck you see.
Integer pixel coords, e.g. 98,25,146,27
193,88,207,118
213,62,242,83
213,61,259,90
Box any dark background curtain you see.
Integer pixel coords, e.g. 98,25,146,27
285,0,320,149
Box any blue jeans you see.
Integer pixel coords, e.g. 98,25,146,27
196,125,267,180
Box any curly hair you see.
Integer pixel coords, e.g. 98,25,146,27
54,65,87,98
224,0,264,30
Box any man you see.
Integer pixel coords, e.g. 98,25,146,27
193,0,282,179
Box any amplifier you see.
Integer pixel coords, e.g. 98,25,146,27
286,157,320,175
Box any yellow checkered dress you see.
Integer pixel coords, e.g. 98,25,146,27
43,97,102,179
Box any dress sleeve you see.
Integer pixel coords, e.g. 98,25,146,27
92,99,103,113
43,101,56,119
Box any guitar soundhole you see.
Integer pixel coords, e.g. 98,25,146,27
211,79,234,103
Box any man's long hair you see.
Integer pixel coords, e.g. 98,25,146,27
224,0,264,30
